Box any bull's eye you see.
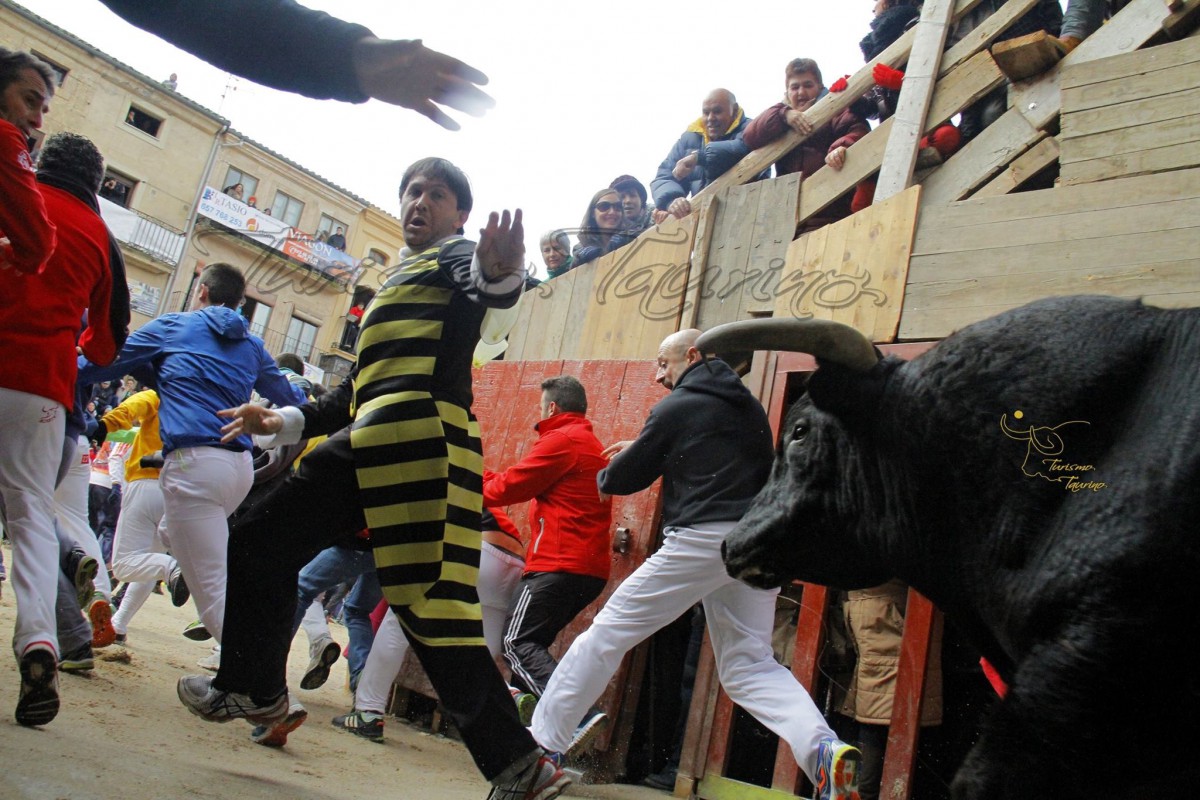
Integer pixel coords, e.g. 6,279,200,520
791,422,809,443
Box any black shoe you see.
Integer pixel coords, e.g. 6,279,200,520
111,582,129,609
59,644,95,673
65,547,98,610
15,647,59,726
167,565,190,607
642,767,677,791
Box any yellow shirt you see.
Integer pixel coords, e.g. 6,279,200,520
100,389,162,484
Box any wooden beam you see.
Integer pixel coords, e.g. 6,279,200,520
972,134,1059,197
877,0,957,202
940,0,1040,73
991,30,1067,81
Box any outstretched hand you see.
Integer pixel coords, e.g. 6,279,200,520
218,403,284,443
476,209,525,282
352,37,495,130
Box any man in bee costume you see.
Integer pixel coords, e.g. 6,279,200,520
178,157,571,800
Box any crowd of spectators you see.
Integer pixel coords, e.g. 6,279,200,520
538,0,1111,282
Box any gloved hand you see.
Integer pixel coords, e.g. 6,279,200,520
873,63,905,91
828,74,850,93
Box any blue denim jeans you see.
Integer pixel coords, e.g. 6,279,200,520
292,544,381,683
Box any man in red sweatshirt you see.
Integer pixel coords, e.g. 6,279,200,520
482,375,613,738
0,130,129,728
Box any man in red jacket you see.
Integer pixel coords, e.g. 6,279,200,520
483,375,613,737
1,130,128,728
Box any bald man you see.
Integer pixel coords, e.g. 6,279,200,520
649,89,756,221
529,330,862,800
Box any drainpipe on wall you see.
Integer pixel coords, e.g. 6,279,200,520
156,122,232,315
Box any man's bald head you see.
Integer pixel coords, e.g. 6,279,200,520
701,89,738,141
655,329,703,390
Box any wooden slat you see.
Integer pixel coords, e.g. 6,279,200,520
1061,58,1200,113
910,226,1199,278
1062,113,1200,162
919,109,1043,204
697,182,761,330
1062,85,1200,138
577,215,695,359
876,0,957,202
972,134,1059,197
684,197,722,330
1060,31,1200,90
743,173,802,317
1062,138,1200,183
557,266,597,360
776,186,918,343
914,167,1199,234
940,0,1040,73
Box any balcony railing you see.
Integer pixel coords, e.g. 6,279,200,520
99,197,186,266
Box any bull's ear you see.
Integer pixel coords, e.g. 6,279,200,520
806,357,892,423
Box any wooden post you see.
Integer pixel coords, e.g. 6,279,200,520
876,0,957,202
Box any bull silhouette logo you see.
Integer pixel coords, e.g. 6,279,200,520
1000,410,1107,492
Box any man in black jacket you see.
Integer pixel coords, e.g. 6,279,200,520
529,329,863,800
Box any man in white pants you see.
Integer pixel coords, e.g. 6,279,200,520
1,124,129,726
530,330,862,800
102,389,190,643
79,263,304,650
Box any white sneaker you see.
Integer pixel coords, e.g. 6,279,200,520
197,645,221,671
300,636,341,690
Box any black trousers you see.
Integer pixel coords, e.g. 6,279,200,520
214,428,537,780
503,570,606,696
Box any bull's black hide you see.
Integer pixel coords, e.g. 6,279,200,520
718,296,1200,799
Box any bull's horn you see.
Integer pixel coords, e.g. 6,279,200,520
696,318,878,372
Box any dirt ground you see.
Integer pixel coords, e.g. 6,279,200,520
0,541,667,800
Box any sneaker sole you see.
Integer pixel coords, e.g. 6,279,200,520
251,706,309,747
565,713,608,759
299,640,341,690
59,658,95,673
818,743,862,800
169,573,190,607
182,623,212,642
74,556,98,610
89,599,116,648
16,649,60,726
515,693,538,727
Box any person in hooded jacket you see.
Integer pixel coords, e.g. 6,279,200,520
79,262,305,652
650,88,755,222
530,330,862,800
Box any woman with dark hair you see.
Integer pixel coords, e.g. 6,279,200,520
571,188,634,268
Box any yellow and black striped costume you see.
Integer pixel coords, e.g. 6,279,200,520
351,237,515,647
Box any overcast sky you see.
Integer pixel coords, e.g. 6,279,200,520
21,1,913,277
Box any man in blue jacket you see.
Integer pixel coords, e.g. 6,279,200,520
650,88,753,222
79,263,304,652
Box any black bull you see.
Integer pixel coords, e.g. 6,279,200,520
697,295,1200,800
